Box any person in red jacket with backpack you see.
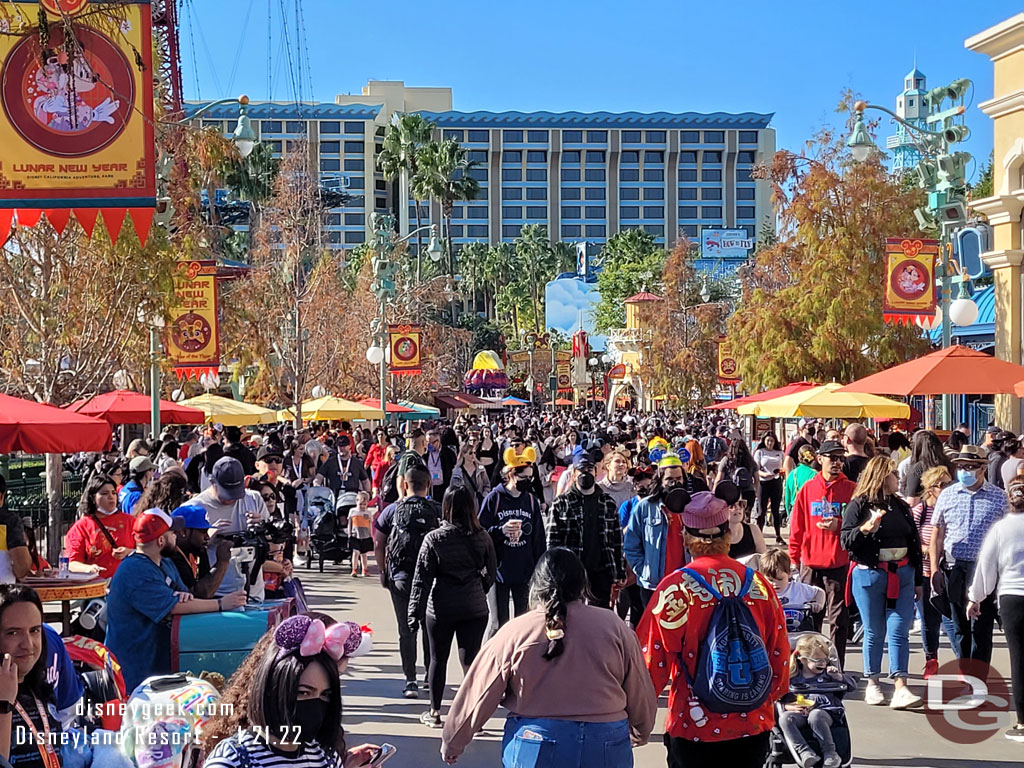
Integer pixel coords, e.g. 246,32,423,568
789,439,854,667
639,492,790,768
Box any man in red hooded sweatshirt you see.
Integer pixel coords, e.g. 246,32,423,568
789,439,854,666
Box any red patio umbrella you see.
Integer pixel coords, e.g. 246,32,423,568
706,382,819,410
0,393,111,453
837,346,1024,396
66,389,204,425
356,398,415,414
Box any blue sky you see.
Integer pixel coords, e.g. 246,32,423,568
180,0,1020,182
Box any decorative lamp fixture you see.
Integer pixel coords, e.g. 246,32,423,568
426,228,444,262
847,107,875,163
311,385,327,399
366,345,385,365
232,96,257,159
949,297,979,327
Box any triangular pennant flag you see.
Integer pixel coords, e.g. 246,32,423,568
101,208,126,243
0,210,13,245
16,209,42,228
44,209,71,235
128,207,155,246
74,209,99,238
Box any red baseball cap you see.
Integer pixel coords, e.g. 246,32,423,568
133,508,185,544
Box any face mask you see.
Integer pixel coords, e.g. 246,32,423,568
663,487,691,515
428,444,437,453
515,478,532,493
957,468,979,486
291,698,327,743
96,501,116,516
634,484,650,498
577,473,596,491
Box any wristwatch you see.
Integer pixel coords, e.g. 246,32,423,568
0,701,12,714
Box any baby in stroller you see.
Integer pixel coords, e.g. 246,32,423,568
776,633,857,768
761,547,826,633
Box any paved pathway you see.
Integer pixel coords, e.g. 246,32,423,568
301,558,1022,767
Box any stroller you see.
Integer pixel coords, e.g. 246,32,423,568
305,491,352,573
765,632,855,768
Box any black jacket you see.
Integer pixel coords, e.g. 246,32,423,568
840,495,924,586
409,522,497,622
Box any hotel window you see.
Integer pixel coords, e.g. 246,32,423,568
644,151,664,163
679,169,697,181
468,150,488,162
701,188,722,200
344,231,365,244
344,122,364,134
679,206,698,218
326,213,341,225
527,130,549,142
620,168,640,182
526,206,547,218
502,188,523,200
679,187,697,200
737,187,755,200
344,141,364,153
320,121,340,133
347,177,364,189
643,168,664,182
621,223,640,232
622,130,641,143
585,206,605,219
643,187,664,200
561,168,581,181
585,225,606,237
703,131,724,143
586,131,607,142
562,225,582,237
643,206,664,219
526,187,547,200
344,158,363,171
467,130,489,142
644,224,665,236
702,206,722,218
467,168,488,181
503,150,522,162
680,151,697,163
738,151,756,163
620,187,640,200
702,169,722,182
268,140,282,153
703,151,722,163
450,206,464,218
586,150,606,163
620,206,640,219
476,187,488,200
621,151,640,163
737,206,756,219
681,130,699,143
319,159,340,171
320,141,340,153
737,168,753,182
502,168,523,181
285,121,305,133
343,213,363,225
563,130,583,143
585,168,606,182
449,225,464,237
526,168,547,181
503,130,523,143
262,121,282,133
738,131,758,143
562,151,581,163
503,225,522,238
375,179,386,192
584,187,605,200
561,206,581,218
467,225,488,237
646,130,666,143
681,224,698,237
443,130,464,141
562,187,581,200
502,206,522,218
527,150,547,162
466,207,488,219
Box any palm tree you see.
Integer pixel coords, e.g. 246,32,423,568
482,242,514,324
414,139,481,310
377,113,435,279
515,224,556,333
458,241,489,317
223,142,280,241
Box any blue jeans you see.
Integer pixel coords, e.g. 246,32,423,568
851,564,915,679
501,717,631,768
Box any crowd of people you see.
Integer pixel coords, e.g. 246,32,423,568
0,406,1020,768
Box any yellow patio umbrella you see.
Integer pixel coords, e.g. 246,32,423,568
738,382,910,419
278,395,385,422
180,393,279,427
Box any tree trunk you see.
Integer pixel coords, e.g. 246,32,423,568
414,191,423,282
45,453,63,561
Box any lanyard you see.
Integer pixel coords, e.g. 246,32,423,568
176,547,198,579
13,696,59,768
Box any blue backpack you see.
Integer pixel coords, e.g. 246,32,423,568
680,566,773,713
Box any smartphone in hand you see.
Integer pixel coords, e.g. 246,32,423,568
367,744,397,767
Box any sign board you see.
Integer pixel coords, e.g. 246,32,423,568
388,324,422,376
556,363,571,390
882,238,938,325
717,337,741,384
701,229,755,259
167,261,219,380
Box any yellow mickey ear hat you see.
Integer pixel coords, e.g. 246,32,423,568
504,445,538,468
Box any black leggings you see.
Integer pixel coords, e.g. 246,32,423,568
759,477,784,535
425,613,489,711
1001,594,1024,724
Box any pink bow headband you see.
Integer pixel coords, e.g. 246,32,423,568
274,616,373,661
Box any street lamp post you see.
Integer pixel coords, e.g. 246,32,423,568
368,212,442,418
846,83,974,428
179,95,257,158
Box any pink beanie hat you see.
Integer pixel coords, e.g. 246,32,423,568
681,491,729,534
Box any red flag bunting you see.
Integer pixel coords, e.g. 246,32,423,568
16,210,42,228
44,209,71,235
74,209,99,238
101,209,126,243
128,208,155,246
0,210,12,245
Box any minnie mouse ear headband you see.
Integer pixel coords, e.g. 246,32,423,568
628,464,654,480
503,445,537,469
274,615,373,661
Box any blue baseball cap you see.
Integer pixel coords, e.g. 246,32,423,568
211,456,246,501
172,503,213,530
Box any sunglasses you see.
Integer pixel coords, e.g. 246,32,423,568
262,457,283,465
261,493,276,502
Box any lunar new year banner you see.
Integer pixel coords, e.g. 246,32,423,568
0,0,156,244
883,238,938,325
167,261,220,380
717,337,741,384
389,325,422,376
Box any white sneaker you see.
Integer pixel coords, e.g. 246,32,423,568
823,752,843,768
890,685,924,710
864,680,886,705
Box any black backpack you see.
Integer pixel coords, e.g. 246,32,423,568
386,495,441,577
732,465,755,492
381,450,427,505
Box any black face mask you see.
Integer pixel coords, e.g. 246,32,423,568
515,478,532,493
634,484,650,498
663,487,691,515
291,698,327,743
577,472,596,491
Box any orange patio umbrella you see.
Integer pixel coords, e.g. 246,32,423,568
838,346,1024,396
